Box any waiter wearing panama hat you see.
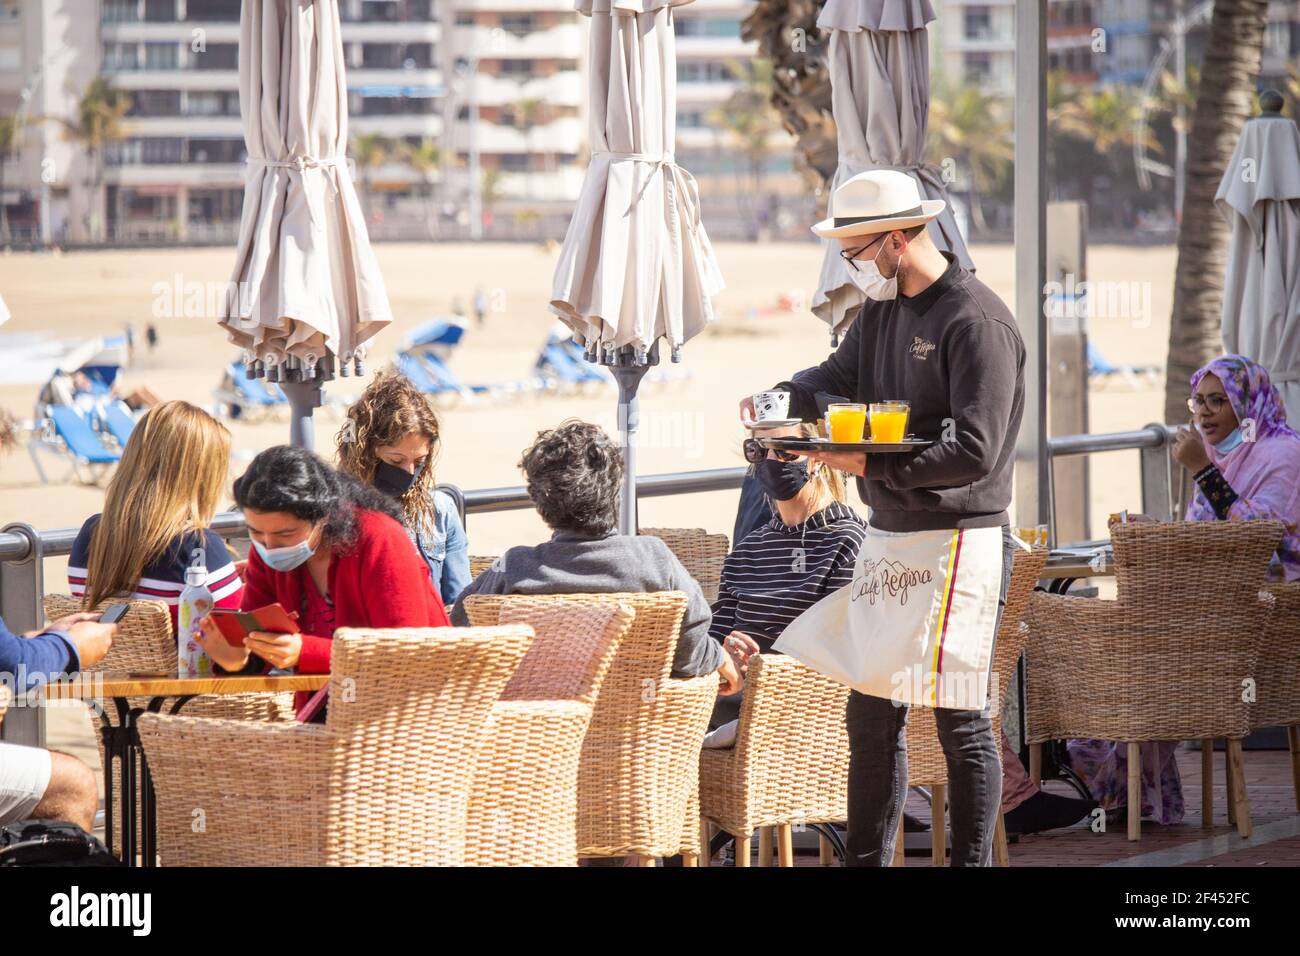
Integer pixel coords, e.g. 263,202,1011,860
736,168,1027,866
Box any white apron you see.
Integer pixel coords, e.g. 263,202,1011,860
774,525,1007,710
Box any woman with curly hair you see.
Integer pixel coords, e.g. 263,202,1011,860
336,371,470,604
196,445,448,712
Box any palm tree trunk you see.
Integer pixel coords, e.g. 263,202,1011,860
1163,0,1268,424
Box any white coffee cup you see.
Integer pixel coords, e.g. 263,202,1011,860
752,390,791,422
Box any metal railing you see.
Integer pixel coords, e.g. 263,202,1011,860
0,426,1177,746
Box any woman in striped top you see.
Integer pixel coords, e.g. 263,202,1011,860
709,423,867,732
68,401,243,634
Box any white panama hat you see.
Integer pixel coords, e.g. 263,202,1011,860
811,169,945,240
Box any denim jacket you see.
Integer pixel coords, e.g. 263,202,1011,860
411,489,471,606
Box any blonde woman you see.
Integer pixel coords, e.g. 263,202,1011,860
68,400,242,634
335,371,469,604
714,422,868,695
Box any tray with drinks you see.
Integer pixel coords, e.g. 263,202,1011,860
756,436,933,454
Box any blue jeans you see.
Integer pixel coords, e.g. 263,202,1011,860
844,525,1016,867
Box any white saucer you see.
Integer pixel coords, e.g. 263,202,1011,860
746,418,802,430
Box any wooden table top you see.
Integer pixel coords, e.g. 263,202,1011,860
39,672,330,701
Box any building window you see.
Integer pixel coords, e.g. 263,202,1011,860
129,89,182,116
362,43,433,70
103,43,141,71
191,43,238,70
677,61,737,83
499,14,537,36
498,60,536,78
185,90,239,116
675,17,741,38
102,1,139,23
186,0,240,21
964,51,992,84
143,42,179,70
964,6,992,40
187,138,245,164
143,0,175,22
498,154,530,172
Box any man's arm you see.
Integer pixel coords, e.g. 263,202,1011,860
0,618,78,693
872,320,1022,490
775,311,863,421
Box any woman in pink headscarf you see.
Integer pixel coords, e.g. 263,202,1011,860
1068,355,1300,826
1173,354,1300,579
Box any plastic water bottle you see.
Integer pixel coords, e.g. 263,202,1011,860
177,550,213,677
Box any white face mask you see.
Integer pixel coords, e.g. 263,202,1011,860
847,241,900,301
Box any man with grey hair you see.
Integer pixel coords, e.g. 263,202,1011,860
451,419,741,690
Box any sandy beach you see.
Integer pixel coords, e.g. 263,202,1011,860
1,239,1174,779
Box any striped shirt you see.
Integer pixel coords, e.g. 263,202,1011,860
68,515,243,635
710,500,868,650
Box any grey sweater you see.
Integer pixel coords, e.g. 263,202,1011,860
778,252,1024,532
449,530,725,678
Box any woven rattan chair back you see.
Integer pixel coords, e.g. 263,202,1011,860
699,653,850,838
1254,582,1300,729
640,527,729,602
464,591,716,858
0,684,9,725
468,603,633,866
469,555,498,579
496,600,634,704
323,625,533,865
1110,520,1283,615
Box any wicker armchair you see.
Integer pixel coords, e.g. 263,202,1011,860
1024,520,1282,840
902,545,1048,866
698,654,849,866
465,591,718,864
469,555,498,579
43,594,294,857
467,601,634,866
1252,582,1300,811
640,527,729,603
0,684,9,725
137,626,533,865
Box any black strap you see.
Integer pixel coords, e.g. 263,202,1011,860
833,204,924,227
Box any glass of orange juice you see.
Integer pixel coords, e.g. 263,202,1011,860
869,401,910,443
826,403,867,443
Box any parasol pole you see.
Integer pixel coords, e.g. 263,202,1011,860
280,381,323,451
608,342,658,535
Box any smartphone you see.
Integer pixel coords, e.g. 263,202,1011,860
99,603,130,624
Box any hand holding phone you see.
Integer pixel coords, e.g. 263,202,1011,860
99,604,130,624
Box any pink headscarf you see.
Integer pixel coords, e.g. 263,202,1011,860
1186,355,1300,581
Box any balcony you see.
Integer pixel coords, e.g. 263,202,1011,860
461,23,582,60
464,71,582,107
350,114,444,139
453,116,584,153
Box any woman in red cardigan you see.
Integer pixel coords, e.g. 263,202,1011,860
197,445,448,707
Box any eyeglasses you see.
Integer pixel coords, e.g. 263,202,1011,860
1187,394,1230,414
743,437,799,464
838,235,886,273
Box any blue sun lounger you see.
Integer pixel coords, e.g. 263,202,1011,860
214,363,289,421
99,401,137,448
28,404,121,485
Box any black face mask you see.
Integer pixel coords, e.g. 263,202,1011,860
754,457,809,502
374,459,422,499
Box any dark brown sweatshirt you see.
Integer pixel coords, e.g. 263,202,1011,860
777,252,1025,532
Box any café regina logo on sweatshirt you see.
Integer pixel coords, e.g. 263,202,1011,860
852,557,933,607
909,336,936,361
